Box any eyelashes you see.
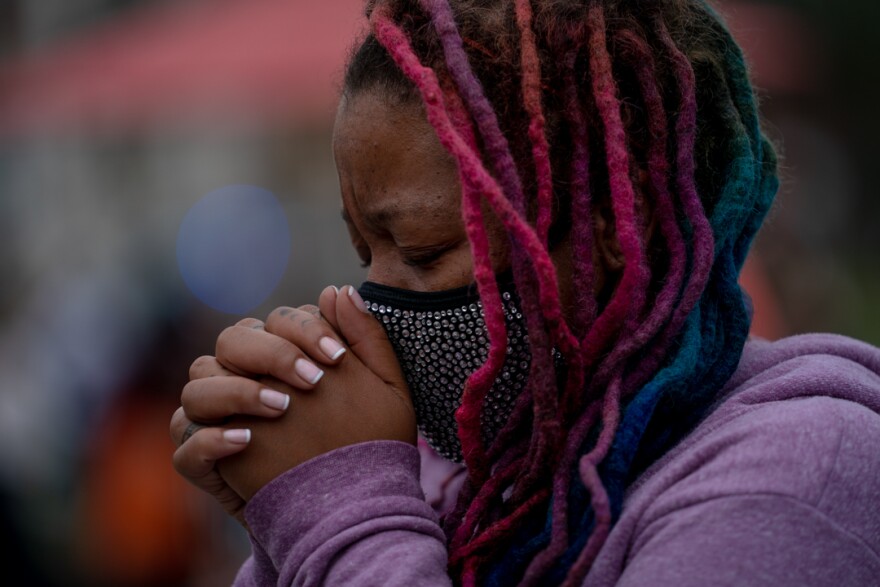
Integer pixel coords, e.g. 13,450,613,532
401,251,445,268
400,243,458,268
357,242,460,270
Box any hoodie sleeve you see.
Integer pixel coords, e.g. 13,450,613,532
232,440,452,587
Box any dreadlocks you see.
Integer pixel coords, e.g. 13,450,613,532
344,0,779,584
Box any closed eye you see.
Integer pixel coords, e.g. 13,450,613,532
400,243,457,268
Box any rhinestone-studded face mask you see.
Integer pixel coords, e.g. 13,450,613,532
358,278,530,462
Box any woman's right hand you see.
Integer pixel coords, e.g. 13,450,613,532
170,286,349,526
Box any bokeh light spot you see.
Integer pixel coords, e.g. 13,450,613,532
176,185,290,314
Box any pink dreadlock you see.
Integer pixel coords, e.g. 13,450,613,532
344,0,777,583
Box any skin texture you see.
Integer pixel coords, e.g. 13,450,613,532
170,90,629,523
335,91,625,310
335,91,507,291
213,286,417,502
172,285,416,506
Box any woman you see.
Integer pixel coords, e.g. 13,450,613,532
170,0,880,585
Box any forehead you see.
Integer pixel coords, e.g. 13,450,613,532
332,92,461,228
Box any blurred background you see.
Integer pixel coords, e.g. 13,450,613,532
0,0,877,585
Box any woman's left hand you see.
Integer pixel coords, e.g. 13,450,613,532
212,285,416,501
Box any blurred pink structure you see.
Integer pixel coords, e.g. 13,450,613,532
0,0,809,344
0,0,819,136
0,0,364,135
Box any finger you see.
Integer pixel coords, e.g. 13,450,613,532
172,426,252,479
189,355,237,380
180,421,204,444
181,376,291,423
210,318,267,377
170,410,250,526
318,286,341,333
172,424,252,526
215,324,326,389
196,470,248,528
337,285,409,391
236,317,265,330
265,305,347,365
170,406,189,447
171,405,257,447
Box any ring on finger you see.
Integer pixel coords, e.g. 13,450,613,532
181,421,205,444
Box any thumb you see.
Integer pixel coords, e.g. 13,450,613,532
337,285,408,392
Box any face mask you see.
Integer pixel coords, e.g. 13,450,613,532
358,277,531,462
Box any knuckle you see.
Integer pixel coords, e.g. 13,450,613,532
189,355,216,380
301,305,327,330
227,379,258,412
171,447,188,474
179,379,201,413
269,306,295,319
298,308,334,339
266,306,295,328
269,339,299,375
215,325,239,356
169,408,185,442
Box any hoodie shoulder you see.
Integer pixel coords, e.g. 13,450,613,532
668,334,879,531
633,333,880,510
717,333,880,415
592,335,880,587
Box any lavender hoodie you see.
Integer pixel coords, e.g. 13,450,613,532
233,334,880,586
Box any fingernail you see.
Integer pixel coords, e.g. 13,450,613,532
348,286,371,313
223,429,251,444
319,336,346,360
295,358,324,384
259,388,290,411
332,285,339,294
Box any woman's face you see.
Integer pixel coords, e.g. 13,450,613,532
332,89,601,321
332,91,511,292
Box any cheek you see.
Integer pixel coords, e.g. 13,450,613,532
480,209,513,274
440,244,478,289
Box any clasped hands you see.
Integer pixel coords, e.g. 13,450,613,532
169,285,416,526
